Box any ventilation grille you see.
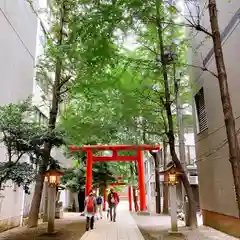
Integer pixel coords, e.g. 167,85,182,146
195,88,208,133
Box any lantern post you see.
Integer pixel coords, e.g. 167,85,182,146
160,164,183,233
44,165,64,234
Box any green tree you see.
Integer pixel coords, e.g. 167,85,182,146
61,153,116,193
54,0,195,225
0,100,64,193
27,0,83,226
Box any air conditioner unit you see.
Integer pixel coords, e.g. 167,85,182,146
188,176,198,185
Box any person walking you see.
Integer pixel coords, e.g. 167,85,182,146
96,194,103,219
107,188,119,222
84,189,96,231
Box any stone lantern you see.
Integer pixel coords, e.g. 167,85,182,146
160,164,184,233
44,165,64,234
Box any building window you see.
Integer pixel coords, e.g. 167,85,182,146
39,35,46,47
168,0,176,5
150,159,154,173
195,88,208,133
144,161,148,175
150,183,155,197
34,107,48,126
185,145,196,165
36,71,49,95
184,127,194,134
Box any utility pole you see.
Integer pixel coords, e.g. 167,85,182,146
177,100,189,225
174,66,189,225
152,151,161,214
162,141,169,214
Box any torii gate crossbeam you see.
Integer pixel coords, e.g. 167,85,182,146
70,144,160,212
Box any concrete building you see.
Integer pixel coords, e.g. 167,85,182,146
189,0,240,237
0,0,72,231
0,1,38,104
0,0,38,231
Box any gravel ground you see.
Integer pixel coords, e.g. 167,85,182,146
0,213,86,240
139,227,186,240
133,213,186,240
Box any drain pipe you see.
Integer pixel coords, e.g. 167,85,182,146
20,189,25,226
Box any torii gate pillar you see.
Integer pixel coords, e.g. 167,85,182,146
85,151,93,196
137,150,146,211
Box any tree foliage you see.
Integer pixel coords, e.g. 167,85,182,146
25,0,196,225
57,1,198,226
0,100,64,193
61,151,116,192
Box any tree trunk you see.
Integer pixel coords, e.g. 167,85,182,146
27,173,45,227
162,141,169,214
28,3,66,227
150,152,161,214
208,0,240,217
42,181,48,222
155,0,197,227
133,186,136,211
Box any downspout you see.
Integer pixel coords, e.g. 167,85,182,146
20,189,25,226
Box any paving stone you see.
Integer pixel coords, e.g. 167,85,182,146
79,202,144,240
133,210,239,240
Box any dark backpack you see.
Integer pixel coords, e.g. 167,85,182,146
96,196,102,205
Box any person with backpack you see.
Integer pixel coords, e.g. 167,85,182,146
84,189,97,231
96,194,103,219
107,188,120,222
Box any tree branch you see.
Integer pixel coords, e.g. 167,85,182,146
140,43,158,55
25,0,50,39
59,88,70,95
59,75,72,89
186,63,218,78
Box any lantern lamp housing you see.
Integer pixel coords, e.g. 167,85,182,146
159,163,184,185
169,173,177,185
44,168,64,186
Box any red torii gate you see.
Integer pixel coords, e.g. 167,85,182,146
70,144,160,211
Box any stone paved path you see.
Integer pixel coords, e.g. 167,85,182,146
134,213,239,240
80,201,144,240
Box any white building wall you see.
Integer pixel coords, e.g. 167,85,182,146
0,0,38,104
0,0,39,230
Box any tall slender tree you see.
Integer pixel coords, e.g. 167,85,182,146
28,0,76,227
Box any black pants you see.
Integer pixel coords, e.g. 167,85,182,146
86,216,94,230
